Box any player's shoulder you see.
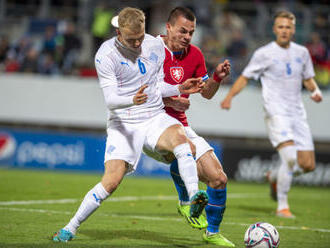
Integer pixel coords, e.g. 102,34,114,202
250,42,274,60
94,37,117,69
95,37,116,59
189,44,203,56
290,41,309,54
144,34,164,48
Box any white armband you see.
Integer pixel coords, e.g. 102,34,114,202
159,81,180,97
102,85,134,110
311,87,322,98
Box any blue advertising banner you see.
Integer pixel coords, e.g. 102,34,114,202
0,128,106,172
0,128,223,177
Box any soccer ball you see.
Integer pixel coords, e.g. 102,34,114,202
244,222,280,248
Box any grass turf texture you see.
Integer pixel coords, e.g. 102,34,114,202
0,167,329,248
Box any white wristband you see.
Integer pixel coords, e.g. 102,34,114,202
311,88,322,98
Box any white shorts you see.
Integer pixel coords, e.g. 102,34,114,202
143,126,213,164
265,115,314,150
185,126,213,160
104,112,182,173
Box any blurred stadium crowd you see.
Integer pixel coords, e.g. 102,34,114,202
0,0,329,87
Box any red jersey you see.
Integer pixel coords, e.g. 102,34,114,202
159,36,209,126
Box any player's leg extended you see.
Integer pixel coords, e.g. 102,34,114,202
156,124,208,218
169,137,196,205
170,159,208,229
170,159,190,203
265,116,295,205
198,151,235,247
275,148,314,218
276,142,296,218
53,160,127,242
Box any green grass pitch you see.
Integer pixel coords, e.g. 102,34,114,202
0,167,329,247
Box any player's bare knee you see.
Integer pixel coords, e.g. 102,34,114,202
300,160,315,172
210,172,227,189
297,155,315,172
175,133,188,145
219,172,228,186
101,177,121,194
103,181,119,194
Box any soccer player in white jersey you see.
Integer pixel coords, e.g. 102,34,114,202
221,11,323,218
53,7,209,242
112,8,234,246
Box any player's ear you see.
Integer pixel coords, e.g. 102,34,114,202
116,29,121,36
166,22,171,32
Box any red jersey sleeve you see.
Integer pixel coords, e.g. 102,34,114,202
192,45,208,79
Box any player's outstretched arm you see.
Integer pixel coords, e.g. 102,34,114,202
221,75,249,110
179,78,204,94
201,60,231,99
303,78,323,103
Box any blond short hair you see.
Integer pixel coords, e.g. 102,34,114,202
274,10,296,25
118,7,145,32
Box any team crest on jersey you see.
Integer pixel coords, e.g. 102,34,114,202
170,66,184,83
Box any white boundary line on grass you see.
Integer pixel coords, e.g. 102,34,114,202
0,193,264,206
1,206,330,234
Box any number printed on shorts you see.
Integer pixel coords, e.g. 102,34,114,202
138,58,146,74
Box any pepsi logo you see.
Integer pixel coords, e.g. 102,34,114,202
0,133,16,160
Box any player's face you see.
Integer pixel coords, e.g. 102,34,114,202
166,16,195,51
273,17,295,48
118,27,145,53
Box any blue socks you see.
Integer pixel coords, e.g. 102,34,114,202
205,186,227,233
170,159,227,233
170,159,189,202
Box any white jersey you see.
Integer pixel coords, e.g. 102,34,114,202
95,34,166,126
242,41,315,118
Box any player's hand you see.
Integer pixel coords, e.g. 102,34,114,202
133,84,148,105
163,96,190,112
310,88,323,103
214,60,231,80
221,96,232,110
179,78,204,94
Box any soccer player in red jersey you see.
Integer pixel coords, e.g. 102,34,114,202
111,7,233,246
157,7,234,247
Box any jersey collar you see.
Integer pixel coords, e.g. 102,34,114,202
157,35,188,60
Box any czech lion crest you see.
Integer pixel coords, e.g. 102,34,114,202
170,66,184,83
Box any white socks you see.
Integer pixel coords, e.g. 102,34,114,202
64,182,109,234
173,143,199,199
276,162,293,211
277,146,297,211
292,164,303,176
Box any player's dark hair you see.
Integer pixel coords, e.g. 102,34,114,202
167,7,196,25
